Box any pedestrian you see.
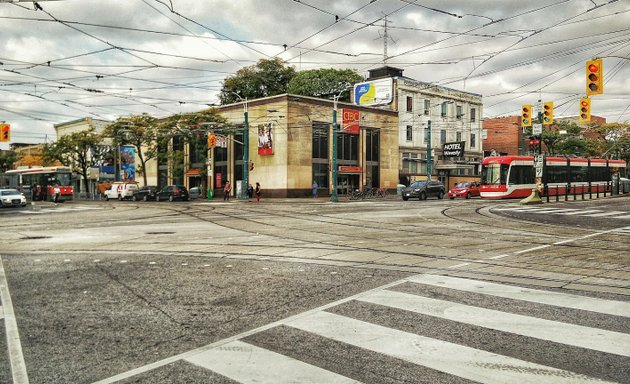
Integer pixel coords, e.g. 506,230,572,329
53,184,61,203
247,183,254,199
312,180,318,198
255,182,261,202
223,180,232,201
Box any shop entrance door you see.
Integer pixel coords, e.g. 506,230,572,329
337,174,360,196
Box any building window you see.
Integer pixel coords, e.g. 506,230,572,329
456,131,462,142
402,152,419,174
312,123,329,159
470,108,476,122
406,96,413,112
424,100,430,115
406,125,413,141
456,105,462,119
470,132,477,148
440,129,446,144
441,102,447,117
365,128,379,162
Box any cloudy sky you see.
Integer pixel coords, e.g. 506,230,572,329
1,0,629,149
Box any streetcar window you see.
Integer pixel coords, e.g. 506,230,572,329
571,166,588,182
481,163,507,185
546,166,568,184
508,165,535,185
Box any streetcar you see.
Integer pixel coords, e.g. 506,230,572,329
480,155,627,199
3,166,74,202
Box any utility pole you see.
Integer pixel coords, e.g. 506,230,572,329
330,96,339,202
242,99,249,199
426,120,432,180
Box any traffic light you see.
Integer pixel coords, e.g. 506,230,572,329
521,104,532,127
207,133,216,148
0,124,10,142
543,102,554,125
586,59,603,96
579,97,591,122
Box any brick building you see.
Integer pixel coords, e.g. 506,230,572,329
482,116,523,156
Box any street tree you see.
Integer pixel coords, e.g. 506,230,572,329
219,58,296,104
0,150,18,173
287,68,363,102
597,122,630,162
102,114,160,186
159,109,229,188
42,129,102,193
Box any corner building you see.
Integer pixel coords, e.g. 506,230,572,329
199,94,399,198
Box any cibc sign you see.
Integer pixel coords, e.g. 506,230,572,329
340,108,360,135
443,141,465,157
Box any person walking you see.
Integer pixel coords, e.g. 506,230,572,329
247,183,254,199
255,182,261,202
223,180,232,201
53,184,61,203
312,180,318,198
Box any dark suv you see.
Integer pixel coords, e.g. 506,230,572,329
401,180,445,200
156,185,190,202
132,185,159,201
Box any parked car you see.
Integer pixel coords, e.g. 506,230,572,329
401,180,445,201
0,189,27,208
448,182,480,199
189,186,201,199
132,185,159,201
104,182,139,201
156,185,190,202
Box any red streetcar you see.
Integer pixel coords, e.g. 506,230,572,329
3,166,74,202
480,155,627,199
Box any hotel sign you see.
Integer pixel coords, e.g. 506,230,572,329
443,141,464,157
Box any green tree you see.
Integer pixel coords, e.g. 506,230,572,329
288,68,363,102
219,58,296,104
0,150,18,173
159,109,230,188
42,130,102,193
597,122,630,162
102,113,160,186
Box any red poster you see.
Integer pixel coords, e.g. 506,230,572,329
341,108,360,135
215,172,222,188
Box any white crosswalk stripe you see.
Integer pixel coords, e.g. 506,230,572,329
97,274,628,384
19,205,105,214
493,205,629,219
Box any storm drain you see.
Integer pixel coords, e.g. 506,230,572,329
20,236,51,240
145,231,175,235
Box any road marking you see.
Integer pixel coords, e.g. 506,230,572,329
185,340,362,384
359,289,630,356
582,211,627,217
407,274,630,317
487,254,509,259
556,209,602,215
0,256,29,384
612,214,630,219
286,311,611,384
448,262,470,269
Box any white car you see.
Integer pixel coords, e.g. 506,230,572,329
104,182,139,201
0,189,27,207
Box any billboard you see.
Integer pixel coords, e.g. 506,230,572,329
353,78,393,106
257,123,273,155
341,108,359,135
120,145,136,181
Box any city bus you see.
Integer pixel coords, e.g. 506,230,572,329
3,166,74,202
480,155,627,199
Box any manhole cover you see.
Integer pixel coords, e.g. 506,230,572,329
21,236,51,240
145,231,175,235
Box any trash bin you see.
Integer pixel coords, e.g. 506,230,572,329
207,189,214,200
396,184,405,195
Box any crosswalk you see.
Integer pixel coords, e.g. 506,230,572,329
492,205,630,220
98,274,630,384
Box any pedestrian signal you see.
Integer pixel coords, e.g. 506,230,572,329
579,98,591,123
543,102,554,125
521,105,532,127
0,124,10,142
586,59,603,96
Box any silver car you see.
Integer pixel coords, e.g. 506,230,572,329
0,189,27,207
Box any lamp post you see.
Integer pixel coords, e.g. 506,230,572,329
330,93,341,202
231,92,248,199
425,101,453,181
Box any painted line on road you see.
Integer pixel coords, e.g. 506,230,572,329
0,256,29,384
487,254,509,259
287,311,608,384
359,289,630,356
448,262,470,269
185,340,362,384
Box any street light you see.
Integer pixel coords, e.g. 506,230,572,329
231,92,249,199
426,101,453,180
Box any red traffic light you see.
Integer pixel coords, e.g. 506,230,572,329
588,64,599,73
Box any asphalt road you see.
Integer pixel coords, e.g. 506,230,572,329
1,195,629,383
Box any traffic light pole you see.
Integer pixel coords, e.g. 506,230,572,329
242,105,249,200
426,120,432,180
330,99,339,202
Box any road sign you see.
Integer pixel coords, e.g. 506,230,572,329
532,123,542,135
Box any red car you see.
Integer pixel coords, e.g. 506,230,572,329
448,182,480,199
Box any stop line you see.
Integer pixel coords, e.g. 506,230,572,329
492,205,630,219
